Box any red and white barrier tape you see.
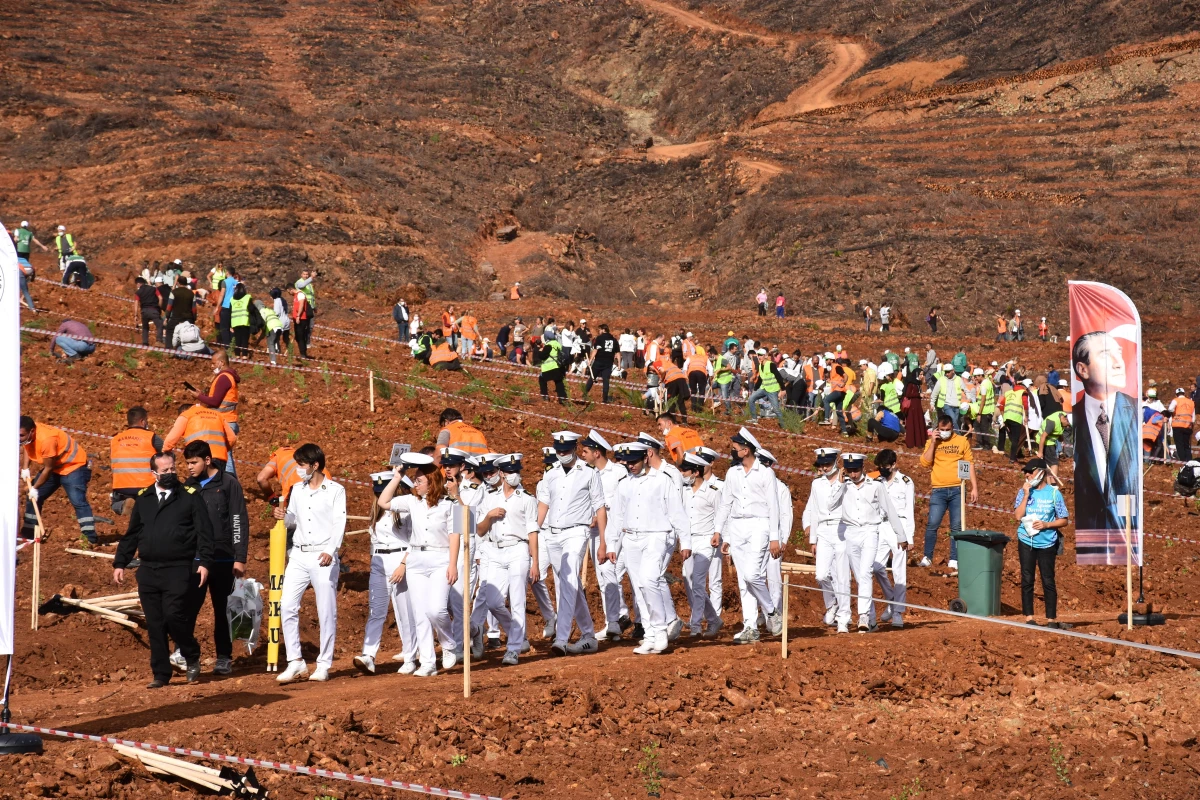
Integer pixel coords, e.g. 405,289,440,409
6,723,504,800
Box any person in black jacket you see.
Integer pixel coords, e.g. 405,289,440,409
170,440,250,677
113,452,214,688
134,277,164,347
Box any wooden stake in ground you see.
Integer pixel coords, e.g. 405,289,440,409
26,477,47,631
778,562,815,660
781,572,790,660
1120,494,1135,630
461,508,472,699
369,369,375,413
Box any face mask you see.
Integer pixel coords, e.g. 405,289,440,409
156,472,180,490
824,467,839,478
878,466,893,479
682,474,696,487
939,430,953,440
295,467,309,482
484,473,501,487
730,448,740,462
213,367,221,375
847,472,863,484
504,473,522,488
557,453,575,466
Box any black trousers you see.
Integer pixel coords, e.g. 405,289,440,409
584,367,612,403
232,326,251,358
539,367,567,402
664,378,690,422
138,564,200,681
689,373,708,411
867,419,900,442
187,561,235,659
1018,540,1058,618
975,413,994,449
1175,427,1193,462
218,307,232,345
141,308,164,346
1005,420,1027,461
294,318,311,357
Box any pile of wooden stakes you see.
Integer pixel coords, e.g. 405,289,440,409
114,744,265,796
55,592,144,629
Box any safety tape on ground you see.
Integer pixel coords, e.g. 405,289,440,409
7,724,503,800
787,583,1200,662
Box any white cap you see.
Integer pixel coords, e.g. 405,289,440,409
757,348,767,356
943,363,954,371
637,432,664,450
842,453,867,470
835,344,843,352
877,364,894,379
173,258,182,265
1021,378,1033,387
682,452,708,469
57,225,65,232
153,275,164,284
1147,388,1158,398
693,446,720,463
580,318,587,325
904,347,911,353
960,403,970,411
1015,309,1021,314
552,431,582,447
582,430,611,452
972,367,984,376
757,448,777,465
495,453,524,472
613,442,650,462
1059,380,1069,388
990,361,999,367
824,351,835,360
20,220,28,228
731,426,760,451
439,447,470,465
399,452,435,467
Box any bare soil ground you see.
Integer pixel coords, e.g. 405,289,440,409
6,0,1200,797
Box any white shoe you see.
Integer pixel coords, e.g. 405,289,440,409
701,618,724,639
169,649,187,673
767,610,784,636
414,662,438,677
392,652,406,662
918,557,932,568
836,622,849,634
823,609,836,627
733,627,760,644
470,625,485,661
542,616,557,639
502,650,519,666
666,618,683,642
353,654,375,675
442,649,459,670
398,661,418,675
947,559,958,572
309,665,330,682
276,661,308,683
565,634,599,655
633,637,667,655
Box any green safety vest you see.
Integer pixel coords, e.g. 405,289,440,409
413,334,432,356
14,228,33,252
260,304,282,333
880,379,901,414
979,378,996,415
55,233,75,257
758,360,780,393
540,340,562,373
230,295,252,328
714,353,735,386
1003,389,1026,423
209,268,227,291
1041,411,1067,445
298,281,316,309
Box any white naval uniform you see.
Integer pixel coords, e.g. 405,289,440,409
617,460,684,627
590,460,629,633
608,468,691,648
455,479,500,643
766,474,792,617
530,475,556,627
681,474,724,633
871,471,915,625
537,460,605,645
389,494,457,669
361,511,417,665
715,459,780,627
471,485,538,653
840,477,903,625
282,476,347,669
802,474,848,624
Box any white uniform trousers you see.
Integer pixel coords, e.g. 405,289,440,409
470,542,530,653
474,539,502,639
681,546,722,632
545,525,595,644
767,552,783,619
615,545,649,624
724,517,776,627
621,530,675,646
407,547,456,668
871,529,907,624
843,525,880,624
529,528,556,624
589,527,623,630
281,548,339,668
814,526,849,624
362,549,416,664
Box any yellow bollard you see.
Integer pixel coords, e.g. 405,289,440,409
266,520,286,671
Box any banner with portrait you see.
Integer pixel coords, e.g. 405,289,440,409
1068,281,1142,566
0,220,18,654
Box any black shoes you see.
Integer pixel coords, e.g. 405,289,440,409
147,679,167,689
186,662,201,684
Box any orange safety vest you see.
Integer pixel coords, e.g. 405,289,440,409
1173,398,1195,429
442,420,489,455
996,317,1006,334
270,446,302,500
664,426,704,464
1142,411,1164,451
685,351,707,376
829,373,847,393
110,427,158,490
26,424,88,476
510,285,520,300
657,359,685,385
803,362,815,385
181,405,233,461
208,370,239,424
430,341,459,366
1059,388,1073,416
441,312,455,337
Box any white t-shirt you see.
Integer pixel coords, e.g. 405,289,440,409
619,333,636,353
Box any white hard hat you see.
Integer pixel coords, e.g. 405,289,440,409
20,220,28,228
972,367,984,376
1015,309,1021,314
686,332,693,338
1147,388,1157,398
57,225,66,232
173,258,182,265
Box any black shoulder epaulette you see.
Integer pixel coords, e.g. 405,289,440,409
901,475,912,484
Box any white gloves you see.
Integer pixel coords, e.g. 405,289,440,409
20,468,31,482
28,486,39,502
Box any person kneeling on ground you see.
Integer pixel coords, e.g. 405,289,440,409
1014,458,1070,629
867,403,903,443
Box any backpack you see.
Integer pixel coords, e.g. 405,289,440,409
1177,463,1199,494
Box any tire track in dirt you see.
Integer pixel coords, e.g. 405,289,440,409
753,40,869,123
633,0,809,44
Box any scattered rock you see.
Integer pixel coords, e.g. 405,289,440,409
495,225,519,242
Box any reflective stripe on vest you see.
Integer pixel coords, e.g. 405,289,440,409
980,379,996,415
1003,390,1026,423
1042,412,1067,444
110,428,157,489
209,372,238,422
1142,412,1163,446
261,306,282,333
880,381,901,414
1174,398,1195,429
540,342,561,373
446,421,488,455
230,295,252,328
660,361,685,384
758,360,780,393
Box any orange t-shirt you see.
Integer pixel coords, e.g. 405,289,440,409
26,424,88,475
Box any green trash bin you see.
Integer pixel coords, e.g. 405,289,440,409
949,530,1010,616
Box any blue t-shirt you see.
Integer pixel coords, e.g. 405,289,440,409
880,409,901,432
221,277,239,309
1047,369,1060,387
1014,484,1068,548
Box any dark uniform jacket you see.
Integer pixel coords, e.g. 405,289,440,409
114,484,215,569
187,470,249,563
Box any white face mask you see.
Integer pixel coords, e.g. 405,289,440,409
504,473,522,488
295,467,309,482
557,452,575,466
939,430,953,440
484,473,501,487
681,474,696,487
213,367,221,375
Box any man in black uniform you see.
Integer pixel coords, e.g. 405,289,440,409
584,323,617,404
113,452,214,688
167,441,249,677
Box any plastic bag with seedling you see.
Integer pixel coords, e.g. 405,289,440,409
227,578,263,654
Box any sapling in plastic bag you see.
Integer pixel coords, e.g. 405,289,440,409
227,578,264,654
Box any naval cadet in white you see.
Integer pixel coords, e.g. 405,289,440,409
802,448,849,631
354,472,418,676
713,427,784,643
536,431,607,655
459,453,505,648
529,447,559,638
679,451,724,638
379,454,459,676
756,448,792,621
869,449,914,629
578,430,629,641
439,447,474,658
839,453,903,633
471,454,539,665
273,443,347,683
603,443,691,655
638,432,685,640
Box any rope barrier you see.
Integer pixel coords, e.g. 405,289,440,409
5,723,504,800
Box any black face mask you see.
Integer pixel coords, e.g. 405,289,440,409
156,472,180,490
878,466,892,478
730,448,740,462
